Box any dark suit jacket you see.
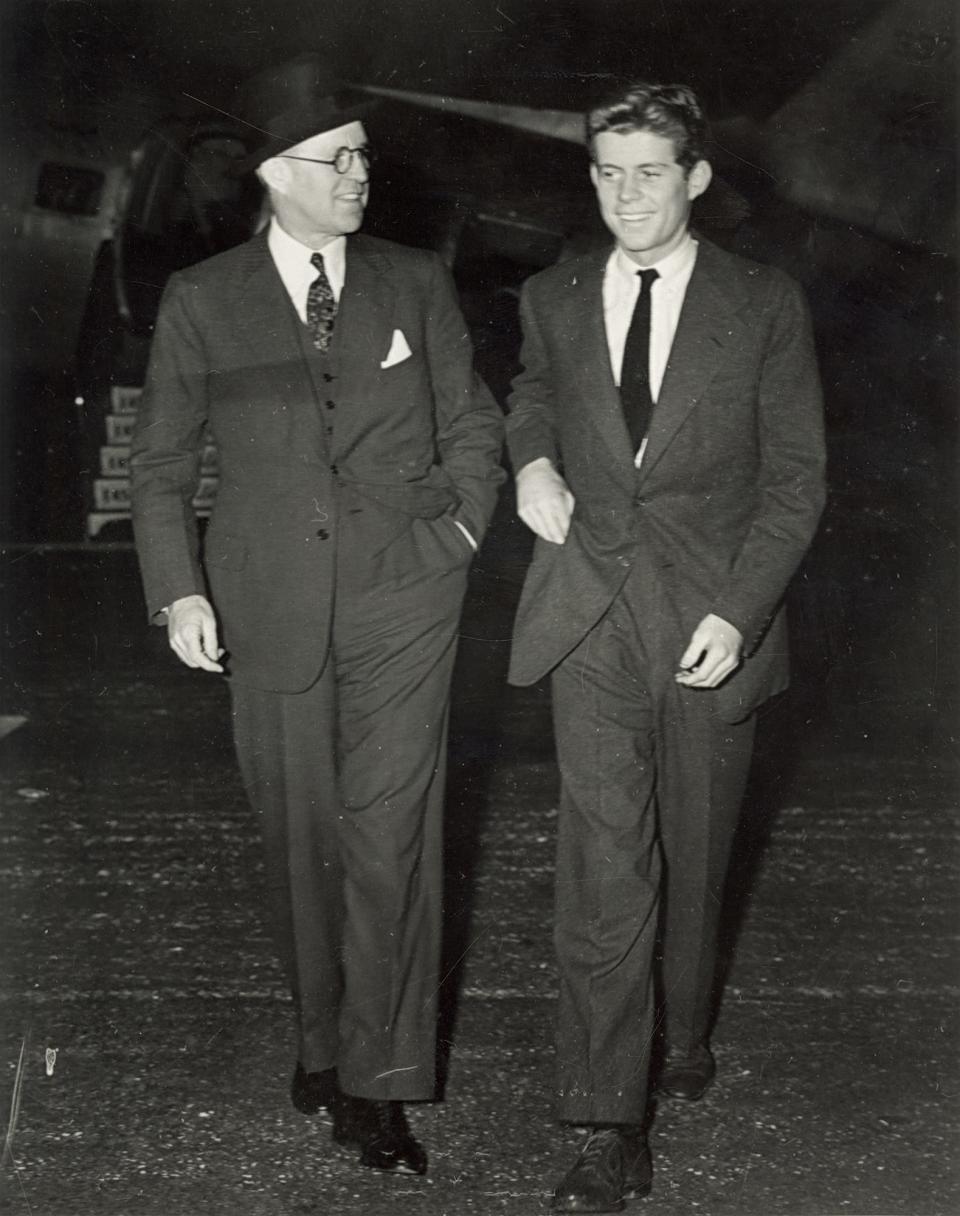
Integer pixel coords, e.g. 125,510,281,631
506,236,825,722
130,231,504,692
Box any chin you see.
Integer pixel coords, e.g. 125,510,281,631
619,241,657,262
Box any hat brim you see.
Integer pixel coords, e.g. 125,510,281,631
231,96,376,177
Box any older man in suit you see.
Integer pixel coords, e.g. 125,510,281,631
507,81,825,1211
130,56,504,1177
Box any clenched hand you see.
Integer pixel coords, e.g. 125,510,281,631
167,594,224,673
675,613,743,689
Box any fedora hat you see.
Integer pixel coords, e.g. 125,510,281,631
231,54,373,175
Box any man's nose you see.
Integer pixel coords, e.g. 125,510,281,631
618,173,644,202
345,151,369,183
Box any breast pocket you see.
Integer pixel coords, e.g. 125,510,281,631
374,349,424,387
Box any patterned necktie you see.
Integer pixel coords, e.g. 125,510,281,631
619,267,660,454
306,252,337,351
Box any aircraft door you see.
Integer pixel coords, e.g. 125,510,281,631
78,119,261,539
115,121,261,338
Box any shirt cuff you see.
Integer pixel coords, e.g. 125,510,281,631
453,519,478,551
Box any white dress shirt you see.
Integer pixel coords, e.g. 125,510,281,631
267,218,346,321
603,233,699,465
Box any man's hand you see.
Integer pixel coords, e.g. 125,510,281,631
675,614,743,689
166,595,224,673
516,457,575,545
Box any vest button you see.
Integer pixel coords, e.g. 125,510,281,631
316,529,330,540
330,463,339,475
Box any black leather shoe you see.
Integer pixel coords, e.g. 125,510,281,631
552,1128,651,1213
290,1063,337,1114
657,1044,716,1101
358,1100,428,1175
622,1132,653,1200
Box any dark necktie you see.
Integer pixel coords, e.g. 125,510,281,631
619,267,660,454
306,252,337,351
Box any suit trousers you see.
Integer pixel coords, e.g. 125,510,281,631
550,560,754,1124
229,511,471,1101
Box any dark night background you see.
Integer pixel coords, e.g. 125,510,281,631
0,0,899,112
0,2,957,1214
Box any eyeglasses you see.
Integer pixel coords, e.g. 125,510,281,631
279,146,374,174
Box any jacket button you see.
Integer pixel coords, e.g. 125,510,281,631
316,529,330,540
330,464,338,475
326,400,335,409
323,372,334,383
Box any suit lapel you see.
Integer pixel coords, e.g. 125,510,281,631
639,239,749,482
231,234,309,384
567,253,638,484
228,233,396,387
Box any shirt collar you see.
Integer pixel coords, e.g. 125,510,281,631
267,218,347,294
611,231,697,289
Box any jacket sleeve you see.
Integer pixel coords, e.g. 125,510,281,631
712,273,827,652
424,254,505,544
505,278,562,474
129,272,210,623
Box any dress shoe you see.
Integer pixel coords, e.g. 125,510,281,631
290,1062,337,1114
622,1133,653,1201
552,1127,651,1213
657,1044,716,1101
357,1099,428,1175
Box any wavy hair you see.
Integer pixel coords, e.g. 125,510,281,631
586,82,708,173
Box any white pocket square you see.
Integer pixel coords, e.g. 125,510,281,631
380,329,413,368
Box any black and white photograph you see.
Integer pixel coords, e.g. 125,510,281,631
0,1,956,1213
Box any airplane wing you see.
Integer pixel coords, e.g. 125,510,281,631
361,0,954,255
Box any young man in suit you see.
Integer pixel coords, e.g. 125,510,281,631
130,56,504,1177
506,82,825,1210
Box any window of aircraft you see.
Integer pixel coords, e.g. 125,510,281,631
34,163,105,216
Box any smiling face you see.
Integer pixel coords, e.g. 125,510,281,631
262,119,369,248
590,128,711,266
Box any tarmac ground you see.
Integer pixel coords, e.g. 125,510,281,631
0,441,957,1216
1,224,958,1216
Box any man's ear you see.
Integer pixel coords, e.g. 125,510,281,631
258,157,290,195
589,162,600,190
686,159,712,201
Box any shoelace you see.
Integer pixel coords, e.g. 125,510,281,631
578,1129,623,1169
